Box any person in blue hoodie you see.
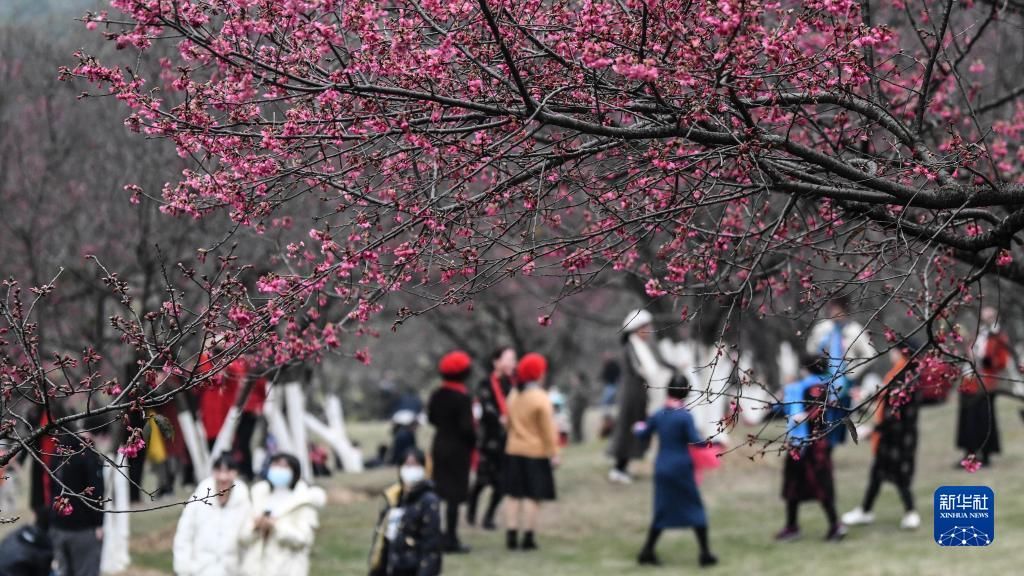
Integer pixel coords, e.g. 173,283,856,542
633,374,717,568
776,355,846,542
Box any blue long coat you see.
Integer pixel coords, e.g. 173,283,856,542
636,407,708,529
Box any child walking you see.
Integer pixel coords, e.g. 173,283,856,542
634,375,717,567
776,356,846,542
843,342,923,531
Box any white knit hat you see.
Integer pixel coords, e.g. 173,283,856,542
622,309,654,333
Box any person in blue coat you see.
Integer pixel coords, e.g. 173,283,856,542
776,355,846,542
633,374,717,568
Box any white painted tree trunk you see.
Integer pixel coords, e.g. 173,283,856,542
177,409,209,479
736,350,770,425
265,384,295,455
325,394,364,472
778,341,800,386
208,406,241,469
304,414,355,473
700,344,734,444
100,456,131,574
284,382,313,481
659,339,733,444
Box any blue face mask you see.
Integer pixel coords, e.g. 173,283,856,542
266,466,294,489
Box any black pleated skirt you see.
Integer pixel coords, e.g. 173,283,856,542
504,455,556,501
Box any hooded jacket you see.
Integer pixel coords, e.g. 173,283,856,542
173,478,252,576
241,480,326,576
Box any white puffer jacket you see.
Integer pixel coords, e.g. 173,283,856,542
173,478,252,576
240,480,326,576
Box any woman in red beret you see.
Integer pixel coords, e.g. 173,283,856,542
427,350,477,553
504,353,559,551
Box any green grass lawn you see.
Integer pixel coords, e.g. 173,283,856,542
120,398,1023,575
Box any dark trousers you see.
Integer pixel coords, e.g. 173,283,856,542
467,480,503,526
863,475,915,512
128,447,148,503
570,409,585,444
444,500,461,546
786,497,838,529
52,527,102,576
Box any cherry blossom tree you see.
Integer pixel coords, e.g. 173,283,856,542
66,0,1024,313
7,0,1024,516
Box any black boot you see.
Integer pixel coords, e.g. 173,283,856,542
482,489,502,530
637,549,661,566
521,531,538,551
699,553,718,567
638,526,662,566
506,530,519,551
481,494,500,530
443,502,469,553
481,502,498,530
695,525,717,567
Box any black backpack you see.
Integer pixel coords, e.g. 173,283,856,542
0,525,54,576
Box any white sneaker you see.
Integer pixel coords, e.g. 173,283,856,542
900,511,921,530
841,507,875,526
608,469,633,484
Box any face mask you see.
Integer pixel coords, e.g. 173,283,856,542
266,466,294,489
399,465,425,486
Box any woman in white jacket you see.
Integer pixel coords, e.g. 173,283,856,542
241,453,326,576
173,455,252,576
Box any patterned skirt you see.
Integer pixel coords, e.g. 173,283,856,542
782,439,834,503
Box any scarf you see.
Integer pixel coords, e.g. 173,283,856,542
490,373,508,416
39,413,56,506
441,381,468,395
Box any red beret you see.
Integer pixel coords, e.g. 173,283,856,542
438,350,472,378
516,353,548,383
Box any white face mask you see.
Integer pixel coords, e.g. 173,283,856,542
399,465,425,486
267,466,294,489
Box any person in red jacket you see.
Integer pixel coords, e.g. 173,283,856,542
956,306,1010,467
197,346,247,450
